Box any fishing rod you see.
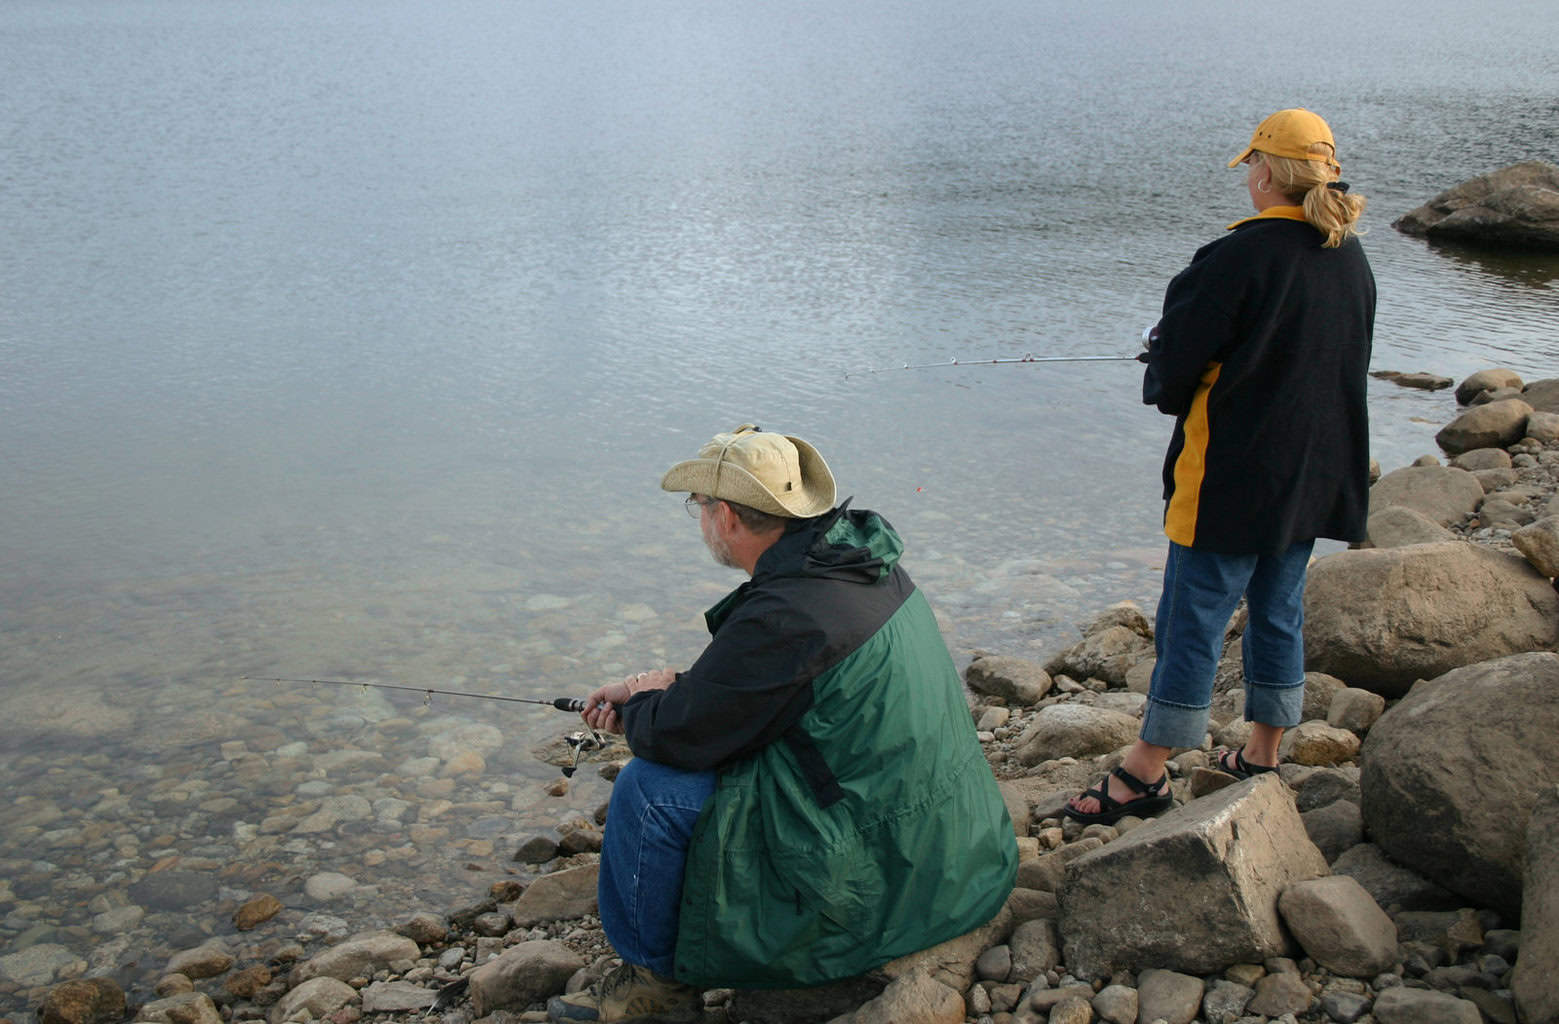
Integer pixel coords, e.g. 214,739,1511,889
241,676,606,774
241,676,590,710
845,351,1146,378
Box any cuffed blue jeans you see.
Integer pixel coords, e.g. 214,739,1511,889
596,757,716,976
1139,540,1314,750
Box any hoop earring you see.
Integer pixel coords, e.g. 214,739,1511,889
1256,180,1270,194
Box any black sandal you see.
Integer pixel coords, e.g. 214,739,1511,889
1214,748,1278,780
1064,765,1173,826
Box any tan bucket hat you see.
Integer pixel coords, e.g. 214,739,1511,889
660,424,836,518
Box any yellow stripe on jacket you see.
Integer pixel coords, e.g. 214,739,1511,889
1165,362,1222,545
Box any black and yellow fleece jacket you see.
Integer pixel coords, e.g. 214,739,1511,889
620,503,1017,988
1144,208,1375,554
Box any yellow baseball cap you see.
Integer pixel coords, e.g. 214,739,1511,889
1228,108,1337,168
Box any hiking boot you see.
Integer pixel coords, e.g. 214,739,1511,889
546,961,699,1022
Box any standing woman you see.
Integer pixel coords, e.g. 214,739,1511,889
1067,109,1374,825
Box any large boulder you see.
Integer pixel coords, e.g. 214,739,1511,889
1393,160,1559,251
1302,543,1559,696
1367,465,1483,526
1043,624,1154,687
1057,775,1327,978
1359,652,1559,920
1436,398,1533,455
1513,785,1559,1024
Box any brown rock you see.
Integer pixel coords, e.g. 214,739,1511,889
233,894,283,931
39,978,125,1024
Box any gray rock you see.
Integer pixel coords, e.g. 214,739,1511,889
824,968,963,1024
360,981,437,1013
1513,515,1559,577
1008,919,1062,982
1303,543,1559,696
1365,505,1454,548
126,871,219,911
1136,968,1204,1024
966,655,1053,706
1360,652,1559,920
1524,377,1559,413
1013,704,1140,766
1474,467,1522,492
1513,784,1559,1024
265,978,356,1024
1367,465,1484,526
1321,989,1372,1023
1300,799,1363,864
1326,688,1385,734
467,940,584,1017
1300,672,1348,723
1371,985,1482,1024
1058,775,1326,977
1199,979,1253,1024
1091,983,1137,1024
291,931,422,985
1283,764,1362,812
510,863,599,926
1329,843,1459,913
0,944,85,987
1245,970,1313,1017
1043,624,1154,688
1277,875,1397,976
974,944,1011,983
1394,160,1559,251
1455,370,1525,406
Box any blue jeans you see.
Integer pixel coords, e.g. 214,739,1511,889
1139,540,1314,750
596,757,716,976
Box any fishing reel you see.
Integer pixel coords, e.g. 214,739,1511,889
560,726,606,778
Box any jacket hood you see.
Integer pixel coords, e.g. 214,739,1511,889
758,500,903,585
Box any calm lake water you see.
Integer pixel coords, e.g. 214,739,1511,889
1,0,1557,1008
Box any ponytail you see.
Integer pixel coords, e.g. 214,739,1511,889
1261,146,1367,248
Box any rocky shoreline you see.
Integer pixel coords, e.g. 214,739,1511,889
9,367,1559,1024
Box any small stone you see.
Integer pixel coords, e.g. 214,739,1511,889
1090,983,1136,1024
233,894,284,931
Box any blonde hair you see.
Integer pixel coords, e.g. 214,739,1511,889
1258,143,1367,248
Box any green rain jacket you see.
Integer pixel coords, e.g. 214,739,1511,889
619,503,1018,989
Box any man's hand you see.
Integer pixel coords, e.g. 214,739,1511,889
581,669,677,734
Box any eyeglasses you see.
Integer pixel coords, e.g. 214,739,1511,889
684,495,718,519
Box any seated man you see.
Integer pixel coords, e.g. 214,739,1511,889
549,424,1017,1023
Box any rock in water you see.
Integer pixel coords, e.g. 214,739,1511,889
1394,160,1559,251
